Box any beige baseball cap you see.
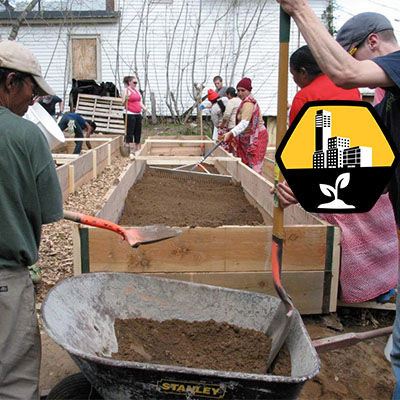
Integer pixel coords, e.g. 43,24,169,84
0,40,55,96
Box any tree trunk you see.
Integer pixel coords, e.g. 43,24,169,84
8,0,40,40
150,92,157,125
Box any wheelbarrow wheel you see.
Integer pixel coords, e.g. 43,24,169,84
46,373,103,400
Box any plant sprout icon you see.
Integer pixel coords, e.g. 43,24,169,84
318,172,355,209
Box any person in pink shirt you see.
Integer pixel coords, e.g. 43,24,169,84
122,76,147,159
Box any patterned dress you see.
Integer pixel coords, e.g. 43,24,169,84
234,96,268,174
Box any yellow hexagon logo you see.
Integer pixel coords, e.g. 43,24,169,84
276,101,399,212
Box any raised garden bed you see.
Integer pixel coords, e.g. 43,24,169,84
72,138,340,315
53,135,123,200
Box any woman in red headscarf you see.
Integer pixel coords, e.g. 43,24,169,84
223,77,268,174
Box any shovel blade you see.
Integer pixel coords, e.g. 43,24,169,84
266,301,293,371
124,226,182,247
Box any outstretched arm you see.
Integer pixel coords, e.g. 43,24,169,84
276,0,396,89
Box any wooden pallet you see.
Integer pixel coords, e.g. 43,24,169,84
75,94,125,135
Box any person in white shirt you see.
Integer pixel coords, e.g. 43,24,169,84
208,89,228,140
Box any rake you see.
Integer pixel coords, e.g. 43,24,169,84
149,139,232,182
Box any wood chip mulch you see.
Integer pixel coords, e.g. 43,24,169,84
36,154,132,306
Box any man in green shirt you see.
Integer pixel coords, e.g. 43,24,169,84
0,40,63,399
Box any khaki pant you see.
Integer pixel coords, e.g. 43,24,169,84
0,266,40,400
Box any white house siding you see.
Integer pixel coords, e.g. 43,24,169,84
0,0,328,116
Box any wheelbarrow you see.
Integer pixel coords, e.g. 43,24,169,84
41,273,320,400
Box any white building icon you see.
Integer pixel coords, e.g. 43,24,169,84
314,110,331,167
343,146,373,168
312,109,372,169
327,137,350,168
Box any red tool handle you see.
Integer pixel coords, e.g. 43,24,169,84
272,237,294,315
64,210,129,241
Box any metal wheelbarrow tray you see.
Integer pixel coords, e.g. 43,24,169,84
41,273,320,400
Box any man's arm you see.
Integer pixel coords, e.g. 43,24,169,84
276,0,395,89
84,122,93,150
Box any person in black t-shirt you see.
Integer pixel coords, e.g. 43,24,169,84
38,94,64,119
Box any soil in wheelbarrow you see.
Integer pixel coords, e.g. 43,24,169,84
118,167,270,227
109,318,291,376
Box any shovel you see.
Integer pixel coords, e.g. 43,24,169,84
266,7,293,372
63,210,182,248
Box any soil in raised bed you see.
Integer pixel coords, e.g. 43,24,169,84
119,167,270,227
109,317,291,376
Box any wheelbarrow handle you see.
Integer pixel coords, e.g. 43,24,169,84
312,325,393,353
64,210,129,242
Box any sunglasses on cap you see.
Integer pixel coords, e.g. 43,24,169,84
23,77,40,98
349,34,370,56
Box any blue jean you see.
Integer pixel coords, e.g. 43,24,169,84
392,271,400,399
58,115,84,154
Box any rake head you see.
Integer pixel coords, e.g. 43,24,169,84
149,166,232,183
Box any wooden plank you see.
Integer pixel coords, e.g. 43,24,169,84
52,154,79,159
77,93,124,103
68,165,74,194
329,226,341,312
92,150,97,179
64,138,117,142
262,156,274,182
148,147,202,157
95,159,146,222
78,99,123,107
337,300,396,311
72,224,83,276
145,271,326,315
85,224,330,273
146,135,214,142
78,110,123,119
72,38,97,80
146,139,215,144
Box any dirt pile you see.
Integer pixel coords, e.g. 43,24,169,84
110,318,276,375
119,168,269,227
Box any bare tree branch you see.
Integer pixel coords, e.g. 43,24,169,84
8,0,40,40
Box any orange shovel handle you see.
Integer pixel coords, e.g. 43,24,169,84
64,210,129,242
